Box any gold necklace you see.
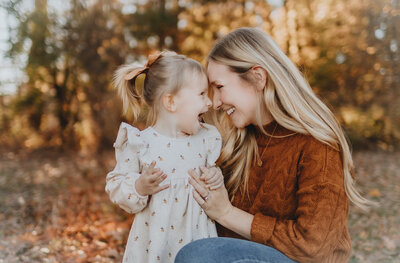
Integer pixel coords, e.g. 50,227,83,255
257,123,278,167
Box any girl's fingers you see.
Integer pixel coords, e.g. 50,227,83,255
209,181,224,190
204,169,216,181
148,170,164,183
199,166,209,179
189,175,208,198
153,184,170,194
143,161,157,176
149,161,156,170
205,171,219,184
154,173,167,185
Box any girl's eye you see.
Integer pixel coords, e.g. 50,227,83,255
216,85,223,89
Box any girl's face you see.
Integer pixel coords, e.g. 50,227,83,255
207,60,262,128
174,72,212,135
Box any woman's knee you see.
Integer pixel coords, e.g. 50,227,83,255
175,238,221,263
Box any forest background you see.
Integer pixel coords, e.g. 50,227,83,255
0,0,399,262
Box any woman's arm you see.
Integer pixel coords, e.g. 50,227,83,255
189,170,253,239
190,140,350,262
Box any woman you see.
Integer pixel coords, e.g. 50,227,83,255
175,28,371,263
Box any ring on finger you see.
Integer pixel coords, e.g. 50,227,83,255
203,192,210,201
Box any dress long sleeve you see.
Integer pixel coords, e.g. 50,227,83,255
105,122,149,214
250,140,350,263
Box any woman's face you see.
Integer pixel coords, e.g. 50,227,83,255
207,60,262,128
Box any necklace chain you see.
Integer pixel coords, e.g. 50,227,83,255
257,123,278,167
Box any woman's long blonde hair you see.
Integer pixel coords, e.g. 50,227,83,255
208,27,372,210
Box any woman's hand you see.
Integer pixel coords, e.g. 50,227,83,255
188,168,233,222
135,161,169,196
199,166,224,190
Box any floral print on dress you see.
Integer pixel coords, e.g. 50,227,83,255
105,122,222,263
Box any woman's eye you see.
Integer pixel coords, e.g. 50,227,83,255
216,85,223,89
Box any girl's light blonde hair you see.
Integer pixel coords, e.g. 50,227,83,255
208,27,372,210
113,51,206,125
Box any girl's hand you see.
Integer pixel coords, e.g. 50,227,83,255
188,168,233,222
199,166,224,190
135,161,169,196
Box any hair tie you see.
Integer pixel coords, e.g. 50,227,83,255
124,51,164,80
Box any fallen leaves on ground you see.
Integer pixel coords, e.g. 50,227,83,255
0,150,399,262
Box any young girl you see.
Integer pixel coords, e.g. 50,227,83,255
105,51,223,262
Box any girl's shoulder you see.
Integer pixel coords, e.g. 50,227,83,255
113,122,147,149
197,123,221,139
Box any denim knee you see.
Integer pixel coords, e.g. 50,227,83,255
175,238,221,263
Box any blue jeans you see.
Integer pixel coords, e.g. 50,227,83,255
175,237,297,263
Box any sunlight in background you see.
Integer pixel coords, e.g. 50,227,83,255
0,0,69,95
0,0,285,95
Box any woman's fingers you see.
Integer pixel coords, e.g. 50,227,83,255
188,168,200,179
189,170,209,198
192,188,206,207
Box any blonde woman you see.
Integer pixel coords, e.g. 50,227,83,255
175,28,371,263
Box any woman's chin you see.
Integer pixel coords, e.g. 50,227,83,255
230,117,247,129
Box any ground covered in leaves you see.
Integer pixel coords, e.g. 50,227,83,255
0,150,399,262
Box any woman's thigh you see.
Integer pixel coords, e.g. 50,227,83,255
175,237,297,263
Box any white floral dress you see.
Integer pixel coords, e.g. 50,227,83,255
105,122,222,263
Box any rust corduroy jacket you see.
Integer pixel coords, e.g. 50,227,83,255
217,121,351,263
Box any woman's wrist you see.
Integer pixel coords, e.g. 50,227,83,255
216,203,234,226
216,205,254,240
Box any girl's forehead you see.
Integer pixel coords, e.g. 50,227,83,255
181,71,207,89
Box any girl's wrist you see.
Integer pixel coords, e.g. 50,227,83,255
135,179,146,196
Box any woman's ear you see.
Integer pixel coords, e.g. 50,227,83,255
251,66,268,91
162,93,177,112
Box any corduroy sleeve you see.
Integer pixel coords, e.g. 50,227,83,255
250,140,350,263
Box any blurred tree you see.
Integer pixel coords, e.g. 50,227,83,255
5,0,57,132
1,0,398,151
62,0,130,151
123,0,181,53
289,0,400,149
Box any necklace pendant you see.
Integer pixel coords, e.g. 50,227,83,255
257,159,263,167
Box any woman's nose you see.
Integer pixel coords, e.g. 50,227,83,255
213,94,222,110
206,96,212,108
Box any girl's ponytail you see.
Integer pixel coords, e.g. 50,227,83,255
113,64,143,120
113,52,165,121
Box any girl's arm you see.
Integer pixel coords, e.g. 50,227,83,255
105,123,149,214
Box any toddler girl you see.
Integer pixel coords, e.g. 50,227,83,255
105,51,222,263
